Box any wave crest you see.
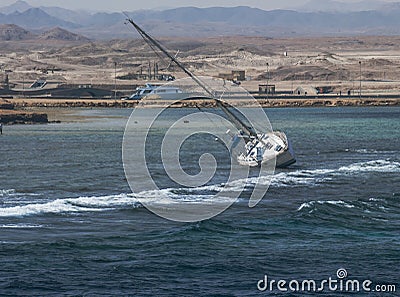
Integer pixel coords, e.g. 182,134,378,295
1,159,398,218
0,194,141,218
339,160,400,173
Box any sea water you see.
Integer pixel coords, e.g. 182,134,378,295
0,107,399,296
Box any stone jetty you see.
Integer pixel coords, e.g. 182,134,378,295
0,99,48,124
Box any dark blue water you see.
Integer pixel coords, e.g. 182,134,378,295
0,107,399,296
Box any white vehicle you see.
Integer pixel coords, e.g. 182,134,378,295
126,84,190,100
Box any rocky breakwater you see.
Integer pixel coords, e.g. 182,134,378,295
0,99,48,124
13,99,139,108
258,98,400,107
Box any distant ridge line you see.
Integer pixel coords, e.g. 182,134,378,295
1,2,400,38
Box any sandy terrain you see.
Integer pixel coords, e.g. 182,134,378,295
2,35,400,97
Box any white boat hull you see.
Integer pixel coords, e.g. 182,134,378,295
237,131,296,168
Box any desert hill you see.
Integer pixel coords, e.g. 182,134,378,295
39,27,89,41
0,23,34,40
0,24,88,42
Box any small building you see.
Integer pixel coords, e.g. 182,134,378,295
232,70,246,81
294,86,318,96
2,74,9,90
218,70,246,81
259,84,276,95
218,73,233,80
316,86,334,94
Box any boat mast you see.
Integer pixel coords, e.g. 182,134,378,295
125,17,256,138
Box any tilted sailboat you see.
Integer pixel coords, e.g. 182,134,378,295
125,17,296,168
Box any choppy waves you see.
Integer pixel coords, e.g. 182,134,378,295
0,194,141,218
0,159,399,218
0,189,16,197
294,160,400,221
186,159,400,191
338,159,400,173
259,159,399,188
296,196,400,228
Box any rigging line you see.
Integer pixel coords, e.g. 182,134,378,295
124,15,257,139
166,50,180,71
195,105,241,156
194,100,234,142
126,17,208,93
125,16,175,69
195,103,225,132
137,30,169,67
217,90,236,130
220,81,267,135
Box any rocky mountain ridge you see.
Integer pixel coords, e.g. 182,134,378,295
3,1,400,38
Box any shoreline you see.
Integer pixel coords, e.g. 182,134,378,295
8,97,400,109
1,97,399,124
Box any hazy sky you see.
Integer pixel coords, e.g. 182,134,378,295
1,0,397,11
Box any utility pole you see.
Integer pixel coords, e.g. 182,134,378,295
114,62,117,100
359,61,362,99
148,61,151,80
266,62,269,99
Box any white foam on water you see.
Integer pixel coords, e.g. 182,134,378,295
0,199,102,217
251,168,335,188
324,200,356,208
297,201,315,211
297,195,398,215
0,224,44,229
369,198,385,202
1,159,398,218
137,188,235,205
355,149,378,154
298,200,356,211
67,193,139,207
194,168,335,193
0,193,142,218
0,189,16,197
370,217,389,222
338,159,400,173
354,149,397,154
138,159,400,203
281,159,400,193
0,189,40,198
272,170,333,187
0,190,235,217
